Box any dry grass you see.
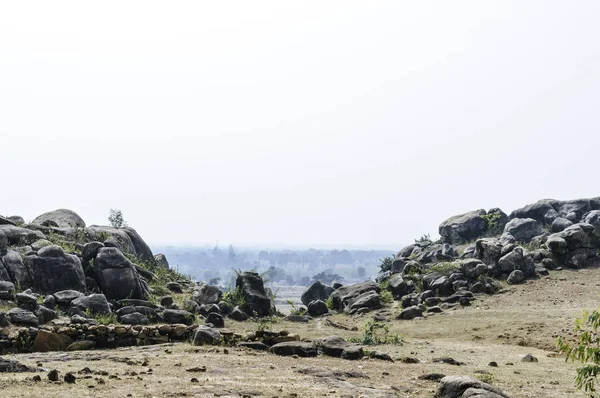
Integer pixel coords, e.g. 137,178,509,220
2,268,599,397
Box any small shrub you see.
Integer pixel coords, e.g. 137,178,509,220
379,256,394,273
222,286,246,308
476,372,495,384
325,296,335,310
380,289,394,305
414,233,433,245
288,300,306,316
347,320,403,346
108,209,128,229
428,261,461,276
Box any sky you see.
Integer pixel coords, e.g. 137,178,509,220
1,1,599,247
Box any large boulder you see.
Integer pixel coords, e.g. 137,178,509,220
0,216,16,226
163,309,195,325
583,210,600,235
192,325,221,345
154,253,170,269
434,375,511,398
502,218,542,243
307,300,328,317
0,230,7,253
192,284,222,305
510,199,558,225
300,280,334,306
33,330,73,352
1,250,32,289
546,223,600,268
236,271,271,317
270,341,318,357
93,247,149,300
7,307,39,326
320,336,350,357
474,238,503,266
32,209,86,228
0,225,45,246
26,245,86,294
388,274,415,299
330,281,380,312
555,199,591,221
70,294,111,315
122,227,154,262
439,209,488,244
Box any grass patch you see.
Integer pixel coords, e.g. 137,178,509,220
347,320,403,346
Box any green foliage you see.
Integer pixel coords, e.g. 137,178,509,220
287,300,306,316
428,261,461,276
255,315,279,331
347,320,403,346
325,296,335,310
557,308,600,395
414,233,432,245
482,212,503,236
84,308,118,325
476,372,495,384
108,208,128,229
222,286,246,308
379,256,394,273
380,289,394,305
47,230,80,254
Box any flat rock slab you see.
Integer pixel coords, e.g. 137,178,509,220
0,358,37,373
269,341,317,357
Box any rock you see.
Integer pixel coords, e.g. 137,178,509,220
398,306,423,320
82,242,104,263
388,275,415,298
94,247,149,300
341,345,364,360
160,296,174,307
503,218,543,243
154,253,170,269
86,225,153,261
217,301,232,315
510,199,558,225
64,372,76,383
166,282,183,293
35,305,57,324
0,225,45,246
439,209,487,244
236,271,271,317
7,307,39,326
419,373,446,381
521,353,538,362
0,312,10,327
369,350,394,362
71,294,111,315
206,312,225,328
33,330,73,352
346,291,381,314
183,299,201,314
163,309,195,325
583,210,600,235
307,300,328,317
434,375,511,398
285,314,311,322
16,292,39,311
331,281,380,312
507,270,525,284
237,341,269,351
192,284,222,305
320,336,350,357
552,217,573,233
120,312,150,325
70,314,88,324
0,230,7,253
31,239,52,251
461,259,488,279
0,216,16,226
32,209,86,228
27,246,86,294
300,280,334,306
192,325,221,345
2,250,33,289
0,358,36,372
270,341,317,357
53,290,85,306
66,340,96,351
48,369,60,381
6,216,24,225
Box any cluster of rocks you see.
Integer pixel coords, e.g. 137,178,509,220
374,197,600,319
298,280,382,317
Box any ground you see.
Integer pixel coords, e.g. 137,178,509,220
1,267,599,397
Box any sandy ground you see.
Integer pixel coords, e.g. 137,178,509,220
1,267,599,397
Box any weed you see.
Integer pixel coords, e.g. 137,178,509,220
347,320,403,346
287,300,306,316
380,289,394,305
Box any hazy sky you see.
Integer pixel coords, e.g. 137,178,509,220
2,2,599,247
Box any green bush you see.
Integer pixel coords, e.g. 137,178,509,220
380,289,394,305
557,308,600,395
347,320,403,346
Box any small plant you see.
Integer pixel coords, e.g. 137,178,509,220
414,233,432,245
84,308,118,325
428,261,461,276
482,212,503,236
287,300,306,316
379,256,394,273
557,308,600,395
476,372,495,384
325,296,335,310
222,286,246,308
347,320,403,346
108,209,128,229
380,289,394,305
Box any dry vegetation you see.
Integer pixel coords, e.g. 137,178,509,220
2,267,599,397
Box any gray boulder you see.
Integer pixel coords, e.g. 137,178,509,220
192,325,221,345
583,210,600,234
120,312,150,325
434,375,511,398
154,253,170,269
7,307,39,326
270,341,317,357
330,281,380,311
507,270,525,284
307,300,328,316
320,336,350,357
35,305,57,324
122,227,154,263
236,271,271,317
26,245,86,294
6,216,24,225
341,345,365,360
0,230,7,252
0,216,16,226
93,247,149,300
70,294,111,315
228,306,249,321
388,274,415,299
192,284,222,305
53,290,85,306
474,238,503,266
398,306,423,320
0,225,45,246
206,312,225,328
32,209,86,228
439,209,487,244
85,226,151,260
510,199,558,225
551,217,573,233
16,292,38,311
163,309,195,325
82,242,104,263
301,280,334,306
502,218,542,243
461,259,488,279
346,291,381,315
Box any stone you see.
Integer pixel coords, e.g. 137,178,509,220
300,280,334,306
439,209,488,244
270,341,318,357
32,209,86,228
82,242,104,263
346,291,381,314
70,294,111,315
48,369,60,382
237,341,269,351
16,292,39,311
166,282,183,293
27,246,86,294
507,270,525,284
503,218,543,243
120,312,150,325
163,309,195,325
228,306,249,321
64,372,76,383
434,375,511,398
31,239,52,251
192,325,221,345
398,306,423,320
552,217,574,233
320,336,350,357
35,305,57,324
369,350,394,362
388,274,415,298
7,307,39,326
206,312,225,328
0,358,36,373
94,247,149,300
0,225,45,246
33,329,73,352
217,301,232,315
53,290,85,306
236,271,271,317
154,253,170,269
341,345,365,360
521,353,538,362
192,284,222,305
307,300,328,316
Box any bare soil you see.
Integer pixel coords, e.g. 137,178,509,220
2,267,599,397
